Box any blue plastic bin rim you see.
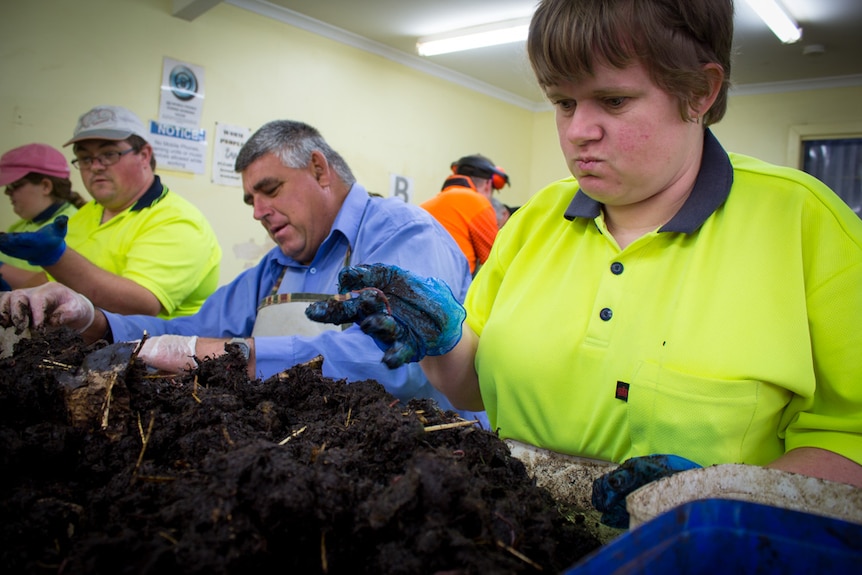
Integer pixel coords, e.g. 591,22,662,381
564,498,862,575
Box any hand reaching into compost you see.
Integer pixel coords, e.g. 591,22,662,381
592,454,702,528
305,263,466,368
0,215,68,266
0,283,95,333
136,335,199,373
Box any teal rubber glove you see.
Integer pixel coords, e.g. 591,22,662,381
592,454,702,528
305,263,466,368
0,215,68,266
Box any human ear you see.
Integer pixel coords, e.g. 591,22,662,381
38,178,54,198
137,143,155,168
691,63,724,119
310,150,331,187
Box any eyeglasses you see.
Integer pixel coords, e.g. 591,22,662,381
71,148,136,170
5,179,30,192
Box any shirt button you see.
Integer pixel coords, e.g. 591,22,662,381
610,262,624,275
600,307,613,321
309,268,317,274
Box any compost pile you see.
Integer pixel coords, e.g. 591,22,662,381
0,328,601,575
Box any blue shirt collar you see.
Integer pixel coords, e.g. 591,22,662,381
330,182,368,248
563,129,733,233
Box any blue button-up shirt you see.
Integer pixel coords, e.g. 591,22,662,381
105,183,485,423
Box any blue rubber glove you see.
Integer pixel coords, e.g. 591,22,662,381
592,454,702,528
305,263,466,368
0,264,10,291
0,215,68,266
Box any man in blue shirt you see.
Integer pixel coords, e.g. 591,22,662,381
1,120,483,424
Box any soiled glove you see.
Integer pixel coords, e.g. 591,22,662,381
0,283,94,333
592,454,702,528
137,335,199,373
305,263,465,368
0,215,68,266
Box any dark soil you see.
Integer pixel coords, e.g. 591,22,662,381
0,328,601,575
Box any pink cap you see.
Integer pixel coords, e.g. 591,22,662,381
0,143,71,186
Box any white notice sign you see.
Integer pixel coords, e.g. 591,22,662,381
159,57,205,129
212,123,251,186
148,120,206,174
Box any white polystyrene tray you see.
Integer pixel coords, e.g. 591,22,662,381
626,463,862,528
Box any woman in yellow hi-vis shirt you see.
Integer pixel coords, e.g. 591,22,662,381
305,0,862,529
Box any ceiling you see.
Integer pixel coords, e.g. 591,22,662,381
185,0,862,110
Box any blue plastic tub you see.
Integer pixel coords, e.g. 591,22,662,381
564,498,862,574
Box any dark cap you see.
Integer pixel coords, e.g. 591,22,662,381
451,154,510,189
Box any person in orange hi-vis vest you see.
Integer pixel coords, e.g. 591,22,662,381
420,154,510,275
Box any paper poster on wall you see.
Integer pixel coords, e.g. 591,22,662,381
212,123,251,186
159,57,205,129
389,173,413,203
148,120,206,174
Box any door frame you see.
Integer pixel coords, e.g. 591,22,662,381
787,121,862,168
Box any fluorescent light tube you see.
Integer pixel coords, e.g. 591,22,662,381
417,19,530,56
743,0,802,43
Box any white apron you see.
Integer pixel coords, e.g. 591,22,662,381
251,292,343,337
252,249,351,338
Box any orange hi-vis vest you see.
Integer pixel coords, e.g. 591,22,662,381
420,175,498,274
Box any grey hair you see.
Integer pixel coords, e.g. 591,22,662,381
490,196,505,212
234,120,356,185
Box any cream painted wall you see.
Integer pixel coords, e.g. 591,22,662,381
528,111,570,202
0,0,535,284
2,0,861,286
712,86,862,167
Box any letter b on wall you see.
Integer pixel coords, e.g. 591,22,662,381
389,174,413,203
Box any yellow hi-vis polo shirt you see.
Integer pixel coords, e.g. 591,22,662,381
465,130,862,467
62,176,221,319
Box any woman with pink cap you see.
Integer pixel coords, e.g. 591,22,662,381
0,143,85,289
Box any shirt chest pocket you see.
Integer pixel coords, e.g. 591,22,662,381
625,362,788,466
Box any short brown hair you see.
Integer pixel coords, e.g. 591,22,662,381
527,0,733,126
126,135,157,171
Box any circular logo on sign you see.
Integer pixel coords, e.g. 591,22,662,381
169,65,198,101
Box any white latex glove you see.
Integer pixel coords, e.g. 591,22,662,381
137,334,199,372
0,283,94,333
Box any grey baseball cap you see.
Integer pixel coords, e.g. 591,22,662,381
64,105,149,146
